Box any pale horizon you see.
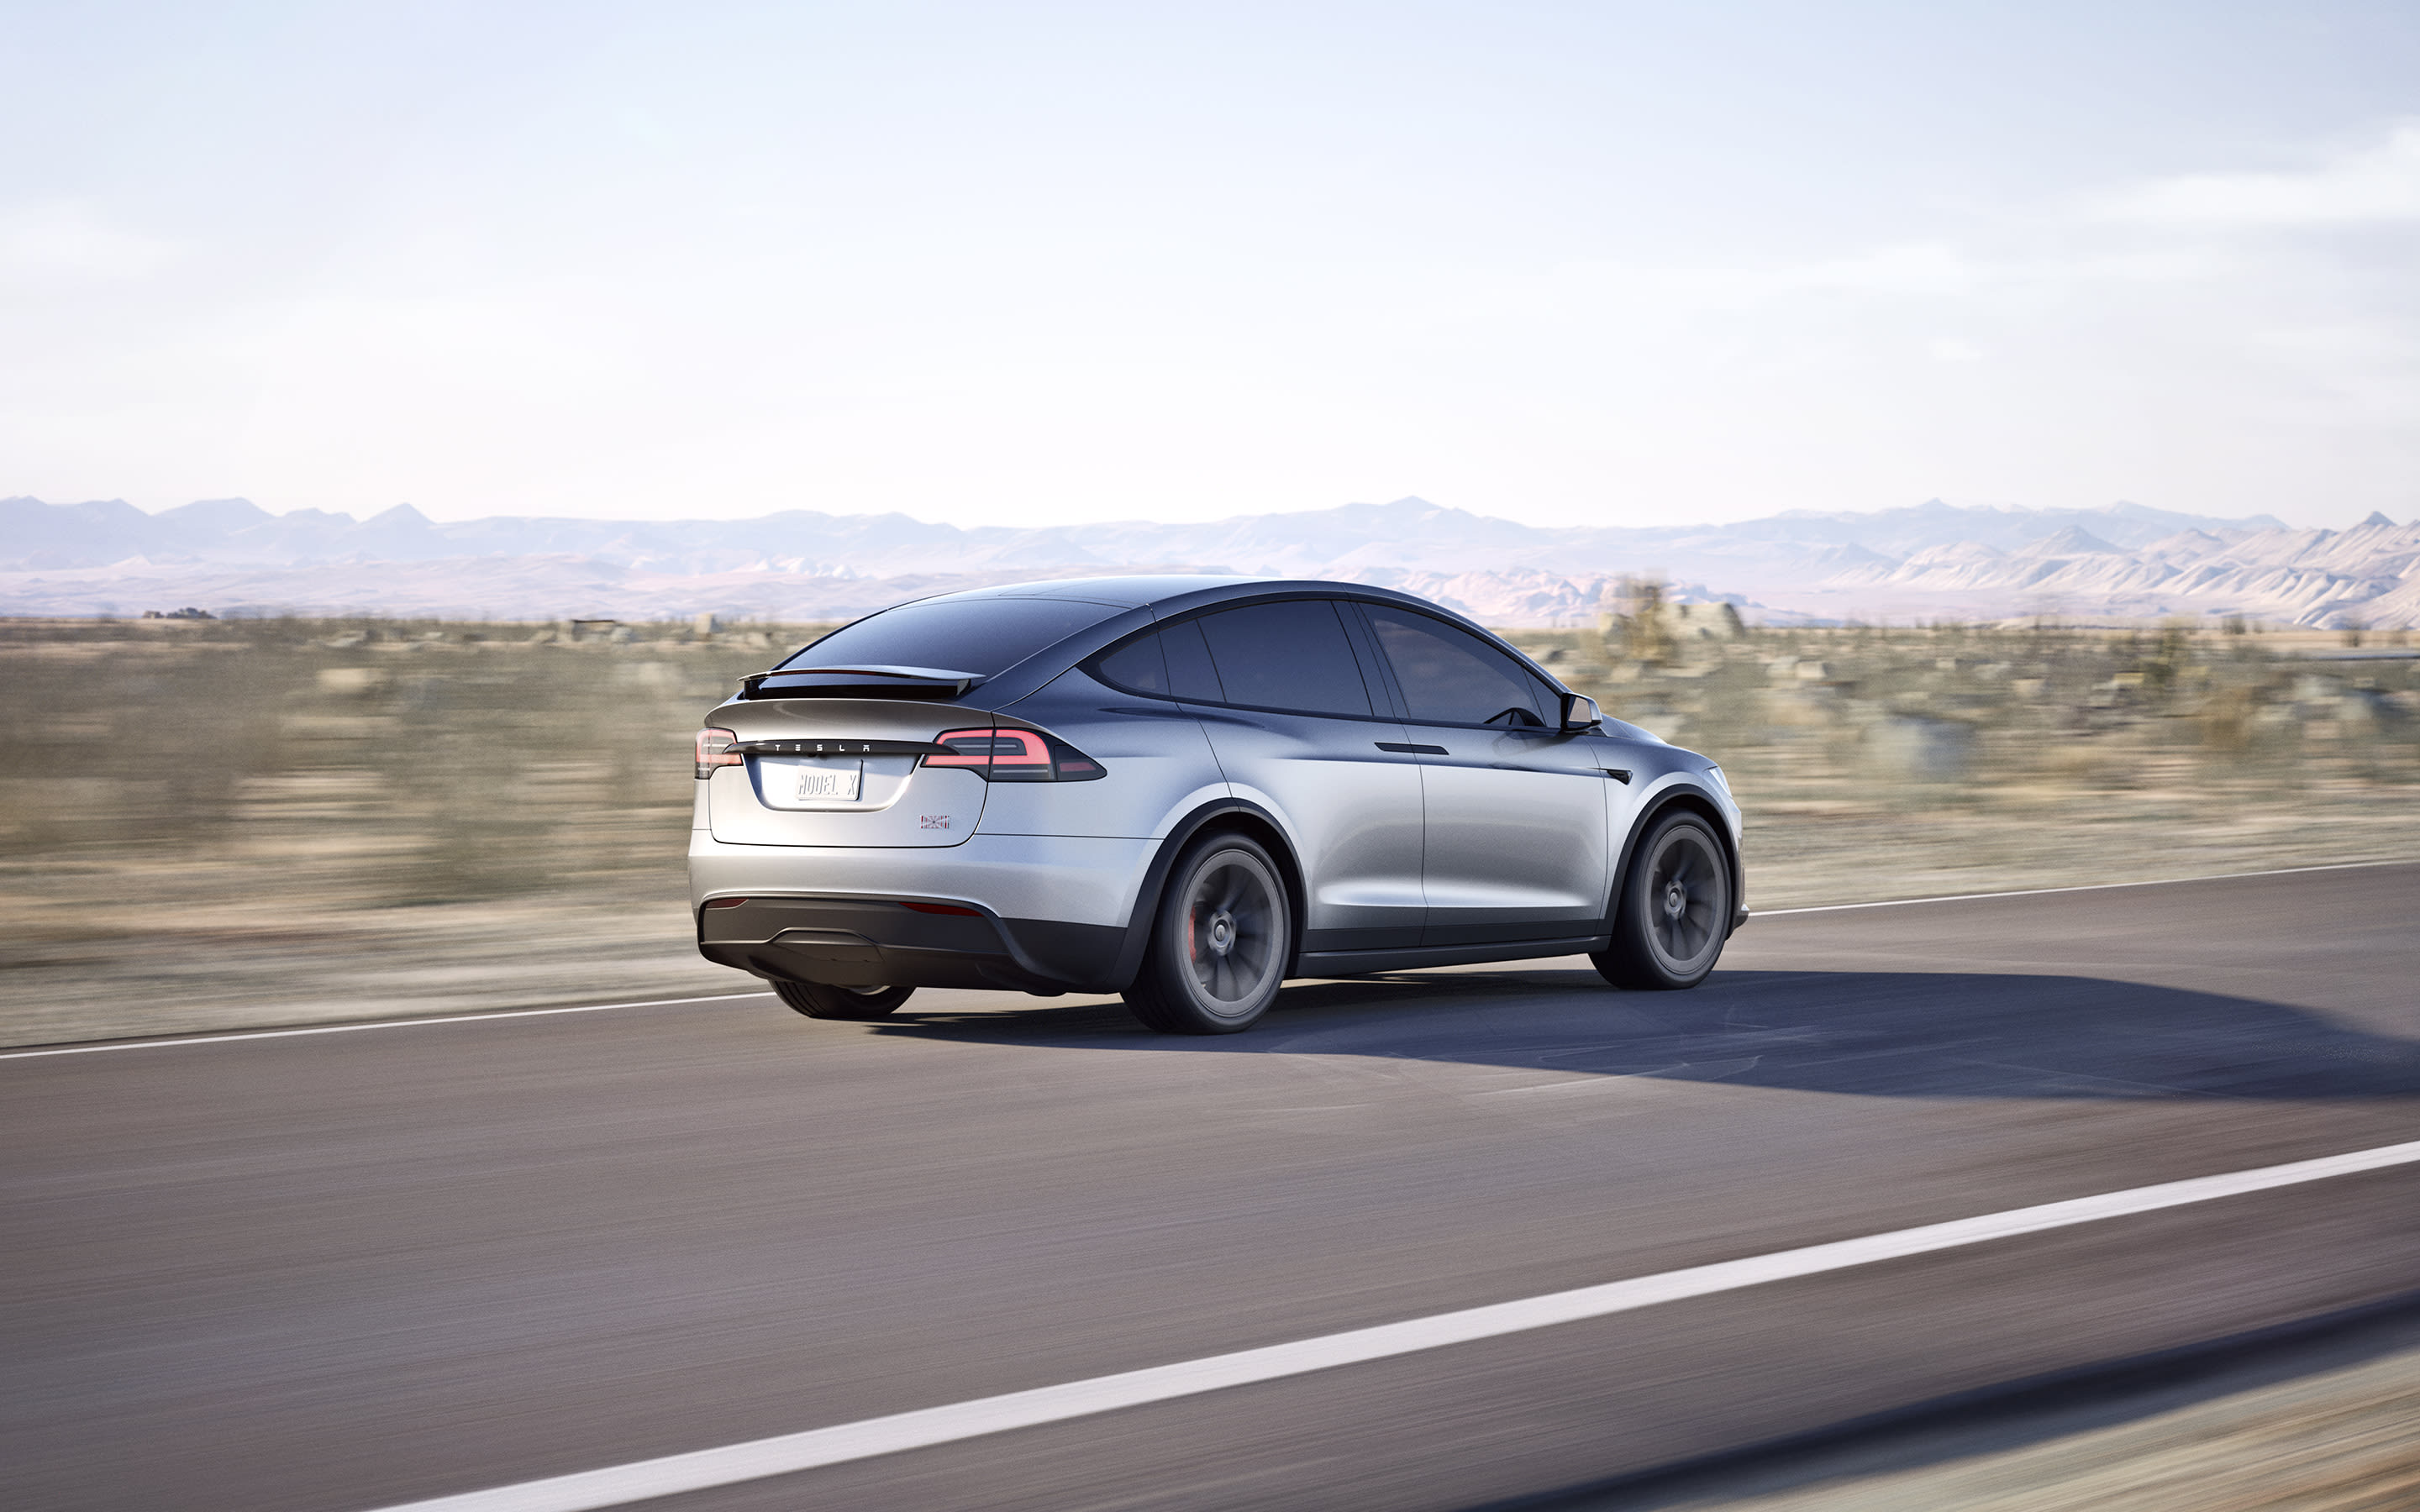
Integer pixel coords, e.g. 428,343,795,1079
18,491,2335,533
7,3,2417,533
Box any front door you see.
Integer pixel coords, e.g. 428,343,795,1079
1355,604,1611,947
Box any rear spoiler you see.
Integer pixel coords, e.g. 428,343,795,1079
739,664,987,700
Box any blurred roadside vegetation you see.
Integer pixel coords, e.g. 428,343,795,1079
0,616,829,1045
1506,580,2420,912
3,606,2417,1045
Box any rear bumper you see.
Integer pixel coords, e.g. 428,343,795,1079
698,897,1121,993
688,832,1155,993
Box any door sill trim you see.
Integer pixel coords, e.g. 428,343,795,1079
1295,937,1609,976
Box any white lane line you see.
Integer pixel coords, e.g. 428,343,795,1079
0,993,776,1062
363,1136,2420,1512
1753,858,2417,917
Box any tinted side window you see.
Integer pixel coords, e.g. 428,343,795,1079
1093,624,1226,701
1160,620,1226,701
1365,606,1555,727
1193,601,1373,717
1094,633,1171,693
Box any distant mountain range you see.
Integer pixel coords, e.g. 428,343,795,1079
4,493,2414,627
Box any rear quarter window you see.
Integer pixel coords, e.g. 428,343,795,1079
1093,622,1227,701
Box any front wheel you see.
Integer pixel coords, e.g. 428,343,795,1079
1123,833,1292,1034
773,980,915,1020
1592,813,1732,990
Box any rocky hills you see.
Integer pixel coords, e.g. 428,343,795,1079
4,493,2412,627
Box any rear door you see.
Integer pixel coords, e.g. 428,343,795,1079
1355,603,1611,946
1174,599,1428,953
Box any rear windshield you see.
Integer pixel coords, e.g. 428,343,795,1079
779,597,1120,679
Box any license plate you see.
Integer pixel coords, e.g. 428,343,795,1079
790,761,862,802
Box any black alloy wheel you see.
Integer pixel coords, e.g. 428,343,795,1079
1124,832,1292,1034
774,979,916,1020
1592,812,1732,990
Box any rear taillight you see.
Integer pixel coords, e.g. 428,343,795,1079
925,727,1106,782
923,728,1046,769
695,727,740,780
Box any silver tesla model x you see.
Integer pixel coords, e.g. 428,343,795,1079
691,576,1744,1033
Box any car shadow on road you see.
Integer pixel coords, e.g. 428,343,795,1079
867,967,2420,1100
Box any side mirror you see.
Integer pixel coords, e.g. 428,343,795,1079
1560,692,1602,731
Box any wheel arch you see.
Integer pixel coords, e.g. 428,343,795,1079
1104,798,1311,992
1611,785,1745,940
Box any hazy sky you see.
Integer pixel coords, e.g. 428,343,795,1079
5,1,2417,528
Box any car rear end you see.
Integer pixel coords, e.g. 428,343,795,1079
687,594,1174,995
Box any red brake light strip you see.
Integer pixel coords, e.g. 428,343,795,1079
926,728,1050,767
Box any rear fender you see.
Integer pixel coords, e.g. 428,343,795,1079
1103,799,1309,993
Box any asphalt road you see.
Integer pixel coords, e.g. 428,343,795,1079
8,863,2420,1512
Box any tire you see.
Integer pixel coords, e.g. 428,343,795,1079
773,979,915,1020
1592,812,1732,990
1123,832,1292,1034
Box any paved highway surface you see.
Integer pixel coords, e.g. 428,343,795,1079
8,863,2420,1512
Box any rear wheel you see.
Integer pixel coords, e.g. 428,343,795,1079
1592,812,1731,990
1123,833,1292,1034
773,980,915,1020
